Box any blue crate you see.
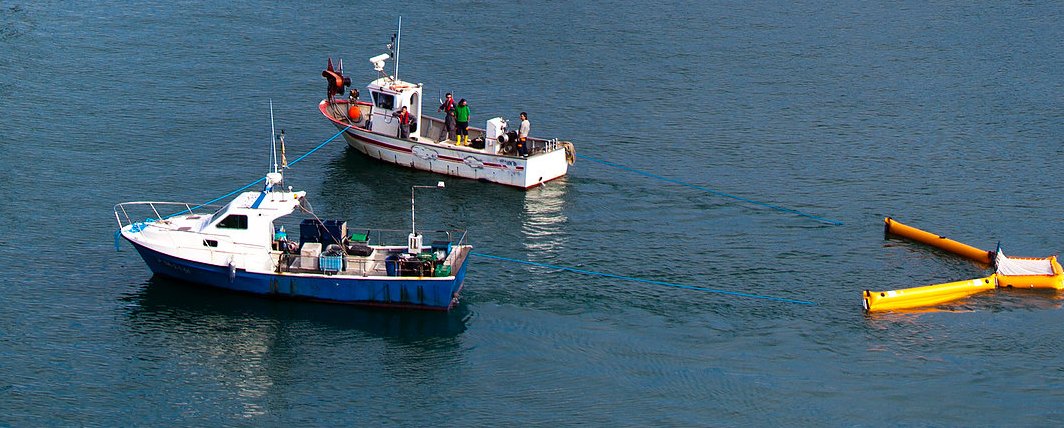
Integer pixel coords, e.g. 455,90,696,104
319,255,344,273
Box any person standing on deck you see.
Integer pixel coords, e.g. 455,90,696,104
438,92,457,143
517,112,530,157
393,106,414,139
454,98,471,146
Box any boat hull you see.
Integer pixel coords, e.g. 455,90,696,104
127,238,468,310
321,100,569,189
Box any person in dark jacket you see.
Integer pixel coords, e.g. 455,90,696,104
437,92,456,143
393,106,415,139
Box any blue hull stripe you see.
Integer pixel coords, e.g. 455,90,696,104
250,190,268,209
127,240,467,310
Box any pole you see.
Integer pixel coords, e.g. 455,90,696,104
269,99,277,173
411,182,446,235
394,16,402,81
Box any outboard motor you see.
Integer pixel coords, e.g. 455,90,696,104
322,57,351,100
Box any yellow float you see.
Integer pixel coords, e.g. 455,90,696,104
864,218,1064,312
863,276,997,312
883,217,993,264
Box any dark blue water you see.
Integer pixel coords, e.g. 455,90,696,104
2,1,1062,425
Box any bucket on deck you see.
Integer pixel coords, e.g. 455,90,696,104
385,255,399,276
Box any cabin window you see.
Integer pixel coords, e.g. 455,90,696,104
216,214,248,229
203,239,218,247
372,92,395,110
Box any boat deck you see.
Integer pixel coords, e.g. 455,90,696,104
323,100,565,157
275,244,470,278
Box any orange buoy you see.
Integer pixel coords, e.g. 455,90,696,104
884,217,993,264
347,104,362,122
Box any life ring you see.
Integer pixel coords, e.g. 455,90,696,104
348,105,362,122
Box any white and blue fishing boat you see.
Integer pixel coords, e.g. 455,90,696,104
318,17,575,189
114,132,472,311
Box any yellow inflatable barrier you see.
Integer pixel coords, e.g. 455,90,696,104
865,219,1064,312
884,217,993,264
995,254,1064,290
863,275,997,312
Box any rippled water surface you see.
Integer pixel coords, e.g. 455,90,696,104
2,1,1062,425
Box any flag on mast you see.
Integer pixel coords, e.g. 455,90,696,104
280,130,288,169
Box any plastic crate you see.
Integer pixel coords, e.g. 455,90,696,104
319,255,344,274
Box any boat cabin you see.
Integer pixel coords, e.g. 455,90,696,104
201,186,306,250
365,77,423,140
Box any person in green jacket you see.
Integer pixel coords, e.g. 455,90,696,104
454,98,470,146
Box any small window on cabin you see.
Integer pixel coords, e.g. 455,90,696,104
216,214,248,229
372,92,394,110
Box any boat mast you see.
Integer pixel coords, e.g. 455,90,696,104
393,16,402,82
270,99,278,174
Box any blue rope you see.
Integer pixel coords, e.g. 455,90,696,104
289,126,351,166
116,127,351,250
576,154,843,226
471,252,816,305
171,126,352,217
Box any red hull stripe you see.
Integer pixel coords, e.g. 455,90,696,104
346,130,524,171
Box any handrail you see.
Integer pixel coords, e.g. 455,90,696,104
113,201,222,228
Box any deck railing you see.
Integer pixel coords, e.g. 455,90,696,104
113,201,222,230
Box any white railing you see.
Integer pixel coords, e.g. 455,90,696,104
113,201,222,230
528,137,561,155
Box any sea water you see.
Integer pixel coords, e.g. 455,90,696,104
1,1,1062,425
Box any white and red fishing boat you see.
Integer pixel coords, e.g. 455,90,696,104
318,18,575,189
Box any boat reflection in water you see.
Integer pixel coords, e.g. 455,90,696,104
520,182,571,258
121,276,470,418
124,276,470,339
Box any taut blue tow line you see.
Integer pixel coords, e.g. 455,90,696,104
576,154,843,226
180,126,352,215
472,252,816,305
114,127,351,251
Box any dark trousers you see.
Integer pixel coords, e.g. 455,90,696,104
443,114,457,141
517,137,528,156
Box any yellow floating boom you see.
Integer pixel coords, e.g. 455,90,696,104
884,217,994,264
866,219,1064,312
863,275,997,312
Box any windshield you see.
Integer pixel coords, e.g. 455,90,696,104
204,200,232,225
